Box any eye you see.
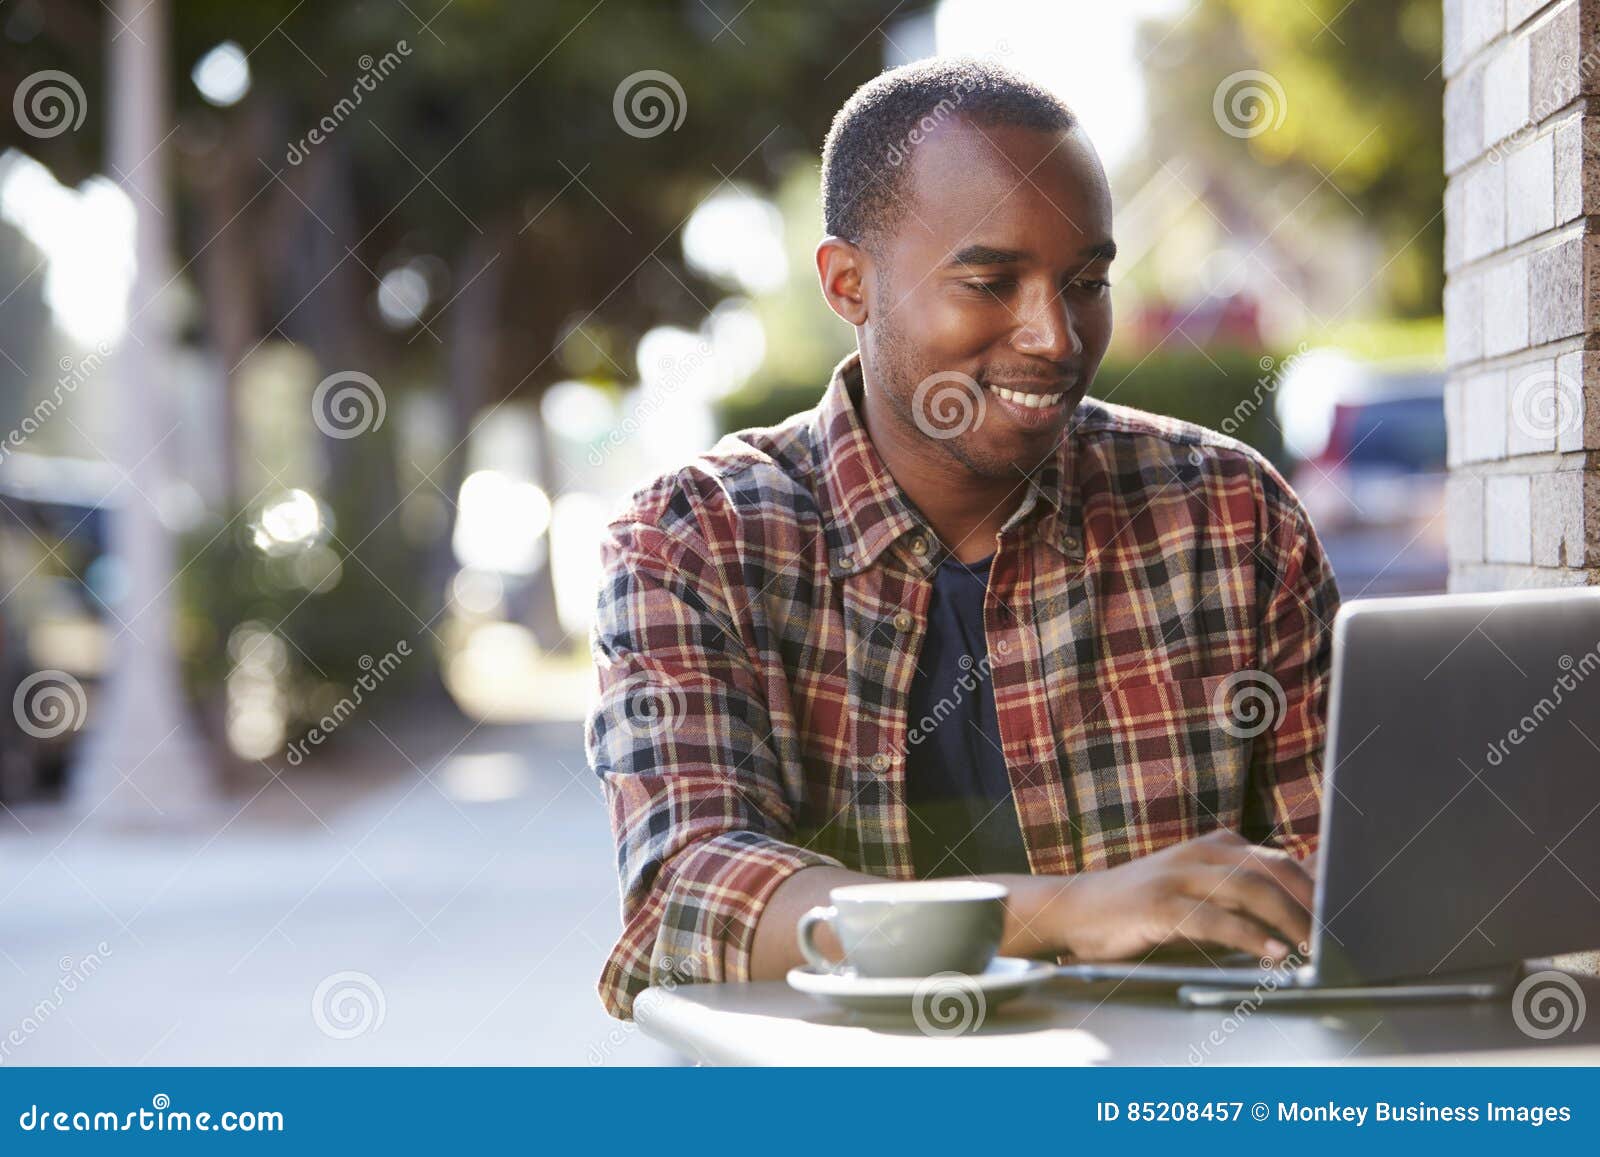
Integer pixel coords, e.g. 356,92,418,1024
1070,278,1112,296
961,278,1014,297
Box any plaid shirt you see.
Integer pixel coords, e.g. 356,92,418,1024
588,351,1340,1019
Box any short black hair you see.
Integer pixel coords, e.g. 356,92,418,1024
821,57,1077,251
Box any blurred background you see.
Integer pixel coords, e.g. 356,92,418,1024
0,0,1444,1064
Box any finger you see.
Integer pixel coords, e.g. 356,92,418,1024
1169,899,1292,962
1197,837,1316,914
1238,845,1316,913
1181,864,1312,951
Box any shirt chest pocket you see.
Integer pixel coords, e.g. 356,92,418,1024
1074,672,1254,859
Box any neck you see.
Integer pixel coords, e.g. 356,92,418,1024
858,373,1029,566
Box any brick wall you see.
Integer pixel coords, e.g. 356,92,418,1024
1445,0,1599,590
1444,0,1600,975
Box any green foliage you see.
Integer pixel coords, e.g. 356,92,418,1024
177,447,428,733
1094,349,1286,469
714,376,829,437
1137,0,1443,316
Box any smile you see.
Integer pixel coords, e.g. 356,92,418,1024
987,384,1067,409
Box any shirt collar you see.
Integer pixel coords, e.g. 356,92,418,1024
809,351,1084,580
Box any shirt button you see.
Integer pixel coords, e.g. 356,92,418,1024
909,536,929,556
868,753,891,774
892,610,914,631
1061,534,1081,552
837,553,855,571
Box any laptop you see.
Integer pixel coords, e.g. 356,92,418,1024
1055,585,1600,1000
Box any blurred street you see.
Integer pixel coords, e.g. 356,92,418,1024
0,0,1453,1069
0,708,675,1066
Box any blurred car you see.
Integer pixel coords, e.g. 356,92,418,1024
0,455,114,802
1280,360,1447,598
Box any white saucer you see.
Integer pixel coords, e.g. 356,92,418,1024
786,957,1056,1020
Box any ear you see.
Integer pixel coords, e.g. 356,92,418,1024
815,236,870,327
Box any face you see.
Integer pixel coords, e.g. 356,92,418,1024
824,117,1116,480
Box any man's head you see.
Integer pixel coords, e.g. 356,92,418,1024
817,58,1115,480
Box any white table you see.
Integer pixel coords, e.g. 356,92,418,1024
634,965,1600,1066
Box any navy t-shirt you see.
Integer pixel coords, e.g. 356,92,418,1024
905,550,1031,878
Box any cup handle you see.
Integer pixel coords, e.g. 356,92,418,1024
797,905,845,973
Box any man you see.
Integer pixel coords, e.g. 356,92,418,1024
587,58,1339,1020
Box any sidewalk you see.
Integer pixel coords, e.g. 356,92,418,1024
0,706,678,1066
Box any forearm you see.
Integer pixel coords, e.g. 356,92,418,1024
749,866,1076,979
749,864,880,979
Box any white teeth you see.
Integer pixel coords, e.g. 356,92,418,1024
990,385,1063,409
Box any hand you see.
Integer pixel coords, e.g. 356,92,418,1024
1040,830,1314,964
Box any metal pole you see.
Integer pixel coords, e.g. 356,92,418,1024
72,0,214,821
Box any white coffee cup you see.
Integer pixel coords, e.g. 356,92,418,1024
796,880,1008,976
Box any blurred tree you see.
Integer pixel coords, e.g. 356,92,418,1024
0,0,914,728
1134,0,1443,318
0,223,48,439
176,0,911,646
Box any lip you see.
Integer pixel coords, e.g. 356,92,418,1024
983,380,1077,429
985,379,1075,395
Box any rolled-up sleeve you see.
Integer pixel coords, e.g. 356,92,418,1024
586,512,843,1021
1242,466,1341,860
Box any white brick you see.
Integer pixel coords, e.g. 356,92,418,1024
1463,369,1510,461
1506,0,1550,30
1444,0,1468,76
1446,473,1486,564
1463,160,1507,262
1452,563,1591,591
1446,378,1465,468
1446,67,1486,173
1554,115,1584,224
1445,176,1470,271
1532,470,1584,566
1506,358,1560,454
1464,0,1508,62
1484,474,1533,562
1556,349,1588,452
1483,34,1531,146
1445,274,1483,366
1482,256,1530,356
1505,131,1555,241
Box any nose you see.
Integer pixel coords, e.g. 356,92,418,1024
1011,285,1082,363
